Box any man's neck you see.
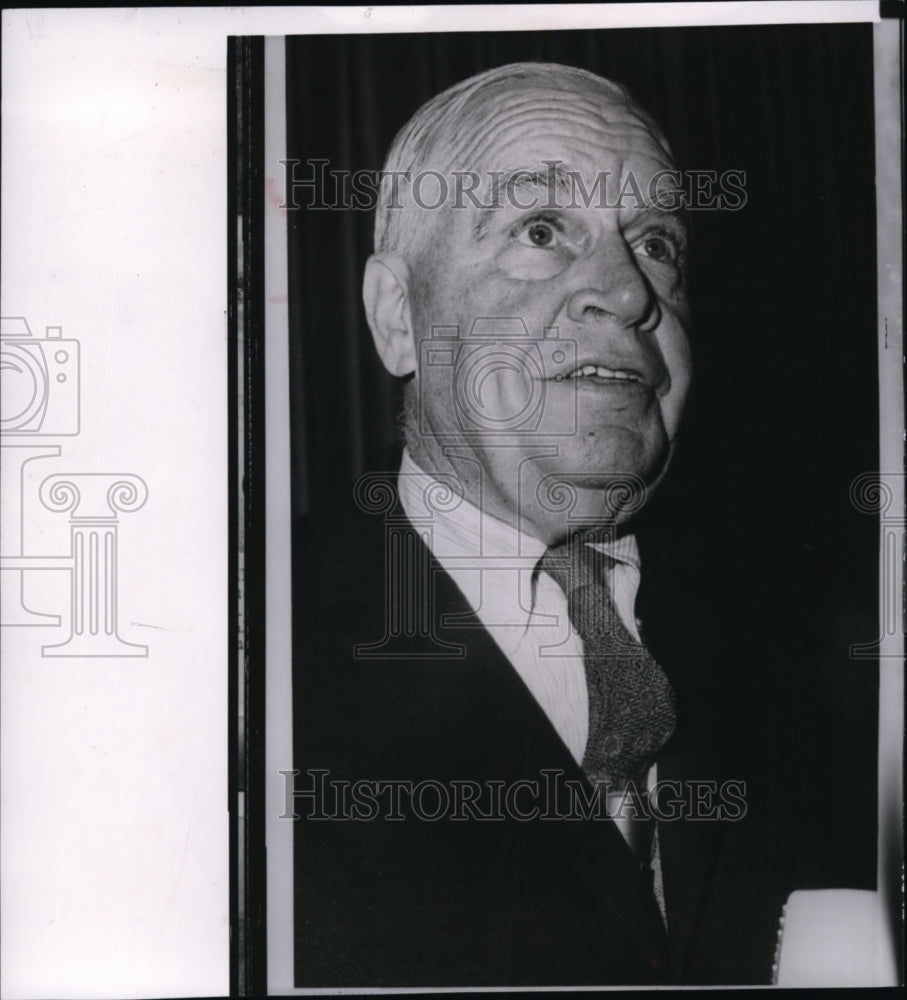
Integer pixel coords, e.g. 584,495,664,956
404,436,639,548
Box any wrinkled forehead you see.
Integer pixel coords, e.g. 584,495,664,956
429,75,674,178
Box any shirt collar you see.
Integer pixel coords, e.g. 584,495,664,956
398,449,641,573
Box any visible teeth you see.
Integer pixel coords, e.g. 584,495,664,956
567,365,639,380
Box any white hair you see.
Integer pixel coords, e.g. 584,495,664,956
373,61,667,260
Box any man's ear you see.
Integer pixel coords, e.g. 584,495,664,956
362,253,417,377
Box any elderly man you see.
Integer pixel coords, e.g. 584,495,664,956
291,62,869,986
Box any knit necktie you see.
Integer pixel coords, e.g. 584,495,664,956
538,537,677,794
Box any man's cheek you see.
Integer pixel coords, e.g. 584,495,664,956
445,347,542,434
496,250,571,283
484,358,539,421
414,364,457,438
651,322,692,438
460,277,554,333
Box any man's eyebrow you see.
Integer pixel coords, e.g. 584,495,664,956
624,203,690,241
472,163,576,242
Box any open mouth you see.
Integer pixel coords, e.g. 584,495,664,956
559,364,645,384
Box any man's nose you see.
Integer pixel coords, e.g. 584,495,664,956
565,244,657,331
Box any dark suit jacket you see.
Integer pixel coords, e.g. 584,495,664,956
291,481,877,987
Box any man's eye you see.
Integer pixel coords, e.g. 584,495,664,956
514,217,562,249
637,232,680,263
527,222,555,247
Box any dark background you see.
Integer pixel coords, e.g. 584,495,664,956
284,22,881,961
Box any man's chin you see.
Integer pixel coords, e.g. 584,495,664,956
539,442,668,488
532,438,671,517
